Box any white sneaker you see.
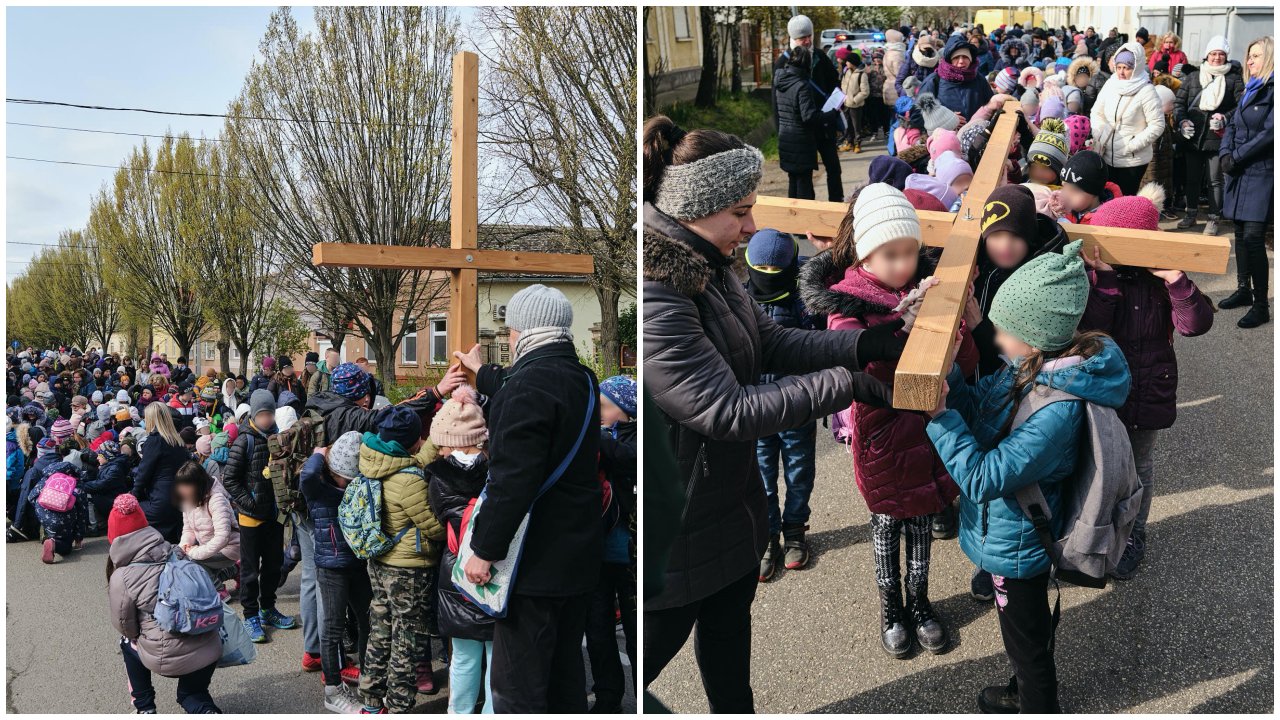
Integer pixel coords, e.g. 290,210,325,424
324,684,361,714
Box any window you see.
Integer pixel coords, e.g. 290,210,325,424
402,332,417,365
204,342,215,361
430,318,448,365
230,346,240,360
673,6,691,40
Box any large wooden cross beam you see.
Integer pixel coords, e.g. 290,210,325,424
311,51,594,373
753,100,1230,411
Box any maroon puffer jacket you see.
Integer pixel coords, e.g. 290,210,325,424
1079,268,1213,430
800,250,974,519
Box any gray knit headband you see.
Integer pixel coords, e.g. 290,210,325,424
653,146,764,220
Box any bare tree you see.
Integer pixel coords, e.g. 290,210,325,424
474,6,637,375
695,6,720,107
57,229,120,351
229,6,457,386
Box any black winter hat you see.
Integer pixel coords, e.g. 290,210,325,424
277,355,293,370
981,185,1039,245
304,351,319,364
377,406,422,450
1060,150,1107,197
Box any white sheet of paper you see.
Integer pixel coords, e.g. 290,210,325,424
822,87,846,113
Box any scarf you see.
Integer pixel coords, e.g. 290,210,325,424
1242,75,1268,106
361,431,407,458
745,262,799,302
913,43,939,68
884,41,906,53
1199,60,1232,111
513,326,573,361
936,57,977,82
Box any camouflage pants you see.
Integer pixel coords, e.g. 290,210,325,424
359,562,430,713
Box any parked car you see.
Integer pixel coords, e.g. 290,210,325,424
820,28,852,51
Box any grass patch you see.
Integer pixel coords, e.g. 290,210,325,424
758,134,779,160
661,93,772,139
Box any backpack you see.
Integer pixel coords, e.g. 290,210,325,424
37,472,78,513
266,409,325,524
337,467,425,560
1010,384,1143,589
151,547,224,635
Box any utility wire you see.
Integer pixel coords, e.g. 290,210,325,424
7,155,245,180
7,98,435,128
8,121,231,144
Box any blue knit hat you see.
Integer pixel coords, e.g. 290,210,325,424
868,155,914,191
331,362,370,400
599,376,637,418
745,230,798,269
377,406,422,449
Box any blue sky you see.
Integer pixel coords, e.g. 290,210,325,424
6,5,478,281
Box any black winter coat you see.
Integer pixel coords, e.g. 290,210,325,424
469,341,602,597
300,453,359,569
1221,79,1274,224
130,436,192,543
83,454,131,511
598,420,636,525
773,63,824,173
642,204,890,611
1174,62,1245,153
426,455,494,641
222,422,275,522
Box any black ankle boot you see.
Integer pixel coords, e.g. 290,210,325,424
1219,286,1254,309
907,583,949,653
977,677,1021,713
878,585,912,658
1238,303,1270,328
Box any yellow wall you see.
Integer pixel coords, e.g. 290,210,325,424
647,6,702,74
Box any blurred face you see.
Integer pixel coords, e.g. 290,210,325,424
175,482,197,508
325,349,339,365
356,360,370,372
682,193,758,257
861,238,920,290
600,395,630,426
995,326,1036,360
1115,63,1133,80
1027,163,1058,185
254,410,274,429
949,173,973,195
235,378,245,389
282,365,294,378
1247,43,1265,78
1058,183,1096,212
984,230,1030,269
1072,72,1089,89
1009,46,1019,57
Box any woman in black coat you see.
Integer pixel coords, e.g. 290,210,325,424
1219,37,1274,329
1174,40,1245,232
774,45,824,200
130,402,193,543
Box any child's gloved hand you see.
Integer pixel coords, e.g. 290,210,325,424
894,276,940,333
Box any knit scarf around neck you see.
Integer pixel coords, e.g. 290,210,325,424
1242,75,1268,106
1198,61,1232,111
936,57,976,82
884,41,906,53
913,44,939,68
513,326,573,361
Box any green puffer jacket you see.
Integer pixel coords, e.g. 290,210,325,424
359,437,445,568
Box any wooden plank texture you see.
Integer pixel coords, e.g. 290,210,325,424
892,100,1024,411
311,244,594,274
450,51,480,365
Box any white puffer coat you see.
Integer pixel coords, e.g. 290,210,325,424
1090,42,1166,168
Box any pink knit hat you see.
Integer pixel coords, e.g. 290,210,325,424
50,418,73,443
925,128,961,161
1089,188,1162,231
1063,115,1092,154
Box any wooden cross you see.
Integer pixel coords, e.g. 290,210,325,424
311,51,594,372
752,100,1230,411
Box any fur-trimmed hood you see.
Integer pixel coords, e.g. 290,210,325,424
642,203,720,298
1067,56,1098,82
1000,37,1030,66
799,247,938,320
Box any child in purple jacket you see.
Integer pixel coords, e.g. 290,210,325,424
1078,184,1214,580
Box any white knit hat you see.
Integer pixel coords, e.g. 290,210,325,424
853,183,921,260
1205,35,1229,58
787,15,813,40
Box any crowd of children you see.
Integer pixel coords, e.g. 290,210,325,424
6,311,637,715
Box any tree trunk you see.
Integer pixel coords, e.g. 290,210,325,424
595,284,622,378
235,342,251,378
731,8,743,96
694,6,719,107
146,326,153,360
218,339,231,376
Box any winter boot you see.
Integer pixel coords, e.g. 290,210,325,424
931,504,957,540
758,533,783,582
1176,211,1197,230
977,677,1021,713
1219,286,1254,309
782,522,810,570
1203,215,1221,236
1238,302,1270,329
878,585,912,658
907,583,949,654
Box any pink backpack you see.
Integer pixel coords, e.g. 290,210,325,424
37,472,77,513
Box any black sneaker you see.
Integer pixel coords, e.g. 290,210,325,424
758,534,783,582
931,505,957,540
1110,532,1146,580
977,678,1020,713
970,568,995,601
1176,214,1197,230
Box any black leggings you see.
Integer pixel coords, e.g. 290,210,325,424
992,572,1060,713
1105,163,1149,197
1183,148,1223,216
815,128,844,202
788,172,816,200
644,570,757,713
1234,220,1270,305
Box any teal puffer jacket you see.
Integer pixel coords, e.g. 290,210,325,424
926,338,1131,579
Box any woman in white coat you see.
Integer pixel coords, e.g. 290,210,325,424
1090,41,1166,195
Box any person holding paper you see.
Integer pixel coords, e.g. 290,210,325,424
774,44,826,200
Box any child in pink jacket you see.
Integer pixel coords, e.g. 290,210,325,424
175,460,240,592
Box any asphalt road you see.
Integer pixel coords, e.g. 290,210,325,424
648,142,1275,713
6,537,635,713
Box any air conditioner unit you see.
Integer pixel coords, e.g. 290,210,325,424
492,304,507,321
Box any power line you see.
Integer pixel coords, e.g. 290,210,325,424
6,155,245,180
7,98,435,128
7,121,231,144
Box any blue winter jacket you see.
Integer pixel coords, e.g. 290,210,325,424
6,430,24,492
300,453,359,569
926,338,1131,579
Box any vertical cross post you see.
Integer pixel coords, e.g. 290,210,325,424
450,51,480,375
